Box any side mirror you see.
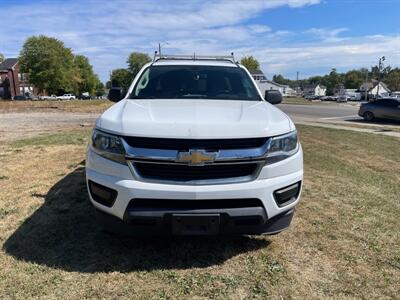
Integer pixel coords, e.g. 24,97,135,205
108,87,125,102
265,90,282,105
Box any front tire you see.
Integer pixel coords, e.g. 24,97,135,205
363,111,375,121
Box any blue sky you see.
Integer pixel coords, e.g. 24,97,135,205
1,0,399,82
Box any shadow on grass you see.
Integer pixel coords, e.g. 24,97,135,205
3,164,269,273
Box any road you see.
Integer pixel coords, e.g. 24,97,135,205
277,102,400,138
278,103,361,122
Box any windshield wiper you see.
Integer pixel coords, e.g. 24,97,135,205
130,96,156,99
179,93,208,98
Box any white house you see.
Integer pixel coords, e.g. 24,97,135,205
249,69,266,81
303,84,327,97
250,69,295,96
256,80,288,96
359,80,390,97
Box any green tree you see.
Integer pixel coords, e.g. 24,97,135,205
0,53,4,63
19,35,75,94
370,65,391,81
324,68,344,95
95,82,105,98
127,52,151,79
385,68,400,91
110,68,132,90
308,76,323,85
240,56,260,71
73,55,100,95
344,70,364,89
272,74,288,85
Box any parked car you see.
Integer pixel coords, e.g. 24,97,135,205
57,94,76,100
321,96,335,101
39,94,57,100
348,94,361,101
80,94,92,100
390,92,400,99
358,98,400,121
337,95,348,102
86,54,303,236
13,95,28,100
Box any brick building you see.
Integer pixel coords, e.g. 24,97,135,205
0,58,37,99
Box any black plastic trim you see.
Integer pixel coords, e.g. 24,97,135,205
88,180,118,208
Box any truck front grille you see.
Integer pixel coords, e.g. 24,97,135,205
123,136,268,150
123,136,269,185
133,162,259,183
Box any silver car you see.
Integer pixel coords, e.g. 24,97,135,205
358,98,400,122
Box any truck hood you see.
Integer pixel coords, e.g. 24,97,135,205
96,99,294,138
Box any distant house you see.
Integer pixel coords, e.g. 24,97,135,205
303,84,327,97
257,80,296,97
249,69,266,81
0,58,37,99
250,69,295,96
359,80,390,97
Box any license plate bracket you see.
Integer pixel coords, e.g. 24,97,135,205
171,214,220,235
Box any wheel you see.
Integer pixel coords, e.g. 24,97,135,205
363,111,375,121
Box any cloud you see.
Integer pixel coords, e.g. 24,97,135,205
0,0,322,81
306,27,349,42
1,0,399,82
255,35,400,78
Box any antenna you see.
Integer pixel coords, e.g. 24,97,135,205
231,52,240,67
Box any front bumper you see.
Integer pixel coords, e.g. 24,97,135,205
86,146,303,235
94,207,295,236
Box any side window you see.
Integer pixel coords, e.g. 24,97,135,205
241,73,257,97
382,100,397,107
134,68,150,96
377,100,389,107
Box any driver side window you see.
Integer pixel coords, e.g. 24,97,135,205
134,68,150,97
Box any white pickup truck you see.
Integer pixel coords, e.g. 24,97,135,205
86,54,303,236
39,94,57,100
56,94,76,100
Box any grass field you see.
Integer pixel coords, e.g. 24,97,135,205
0,125,399,299
0,100,112,113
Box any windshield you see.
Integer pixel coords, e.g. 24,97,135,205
129,65,261,101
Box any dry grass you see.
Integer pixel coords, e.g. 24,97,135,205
0,100,112,113
0,126,399,299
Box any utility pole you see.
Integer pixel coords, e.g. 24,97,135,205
376,56,385,98
365,69,368,101
296,71,299,96
158,42,169,57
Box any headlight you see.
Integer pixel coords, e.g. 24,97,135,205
91,129,126,164
266,131,299,164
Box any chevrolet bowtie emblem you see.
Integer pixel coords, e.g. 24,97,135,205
177,150,218,166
